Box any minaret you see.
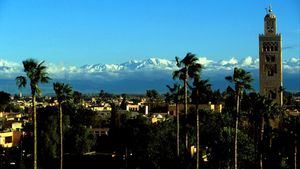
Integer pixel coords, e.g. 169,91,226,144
259,6,283,106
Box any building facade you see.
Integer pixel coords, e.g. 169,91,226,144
259,6,283,106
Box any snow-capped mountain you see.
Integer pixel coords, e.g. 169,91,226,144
80,58,177,73
0,56,299,93
0,56,299,75
80,63,125,73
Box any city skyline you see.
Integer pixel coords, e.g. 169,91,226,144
0,0,299,66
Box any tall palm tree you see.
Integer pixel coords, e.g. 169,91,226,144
192,76,212,108
173,52,202,150
167,83,183,157
53,82,73,169
16,59,50,169
225,67,253,169
146,89,160,113
257,96,272,169
192,76,212,169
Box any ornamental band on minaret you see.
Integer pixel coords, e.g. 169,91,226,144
259,6,283,106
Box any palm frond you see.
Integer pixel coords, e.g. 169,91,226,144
225,76,233,82
53,82,73,102
175,56,181,67
23,59,38,72
16,76,27,89
172,70,181,80
35,85,42,96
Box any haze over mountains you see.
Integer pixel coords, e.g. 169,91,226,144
0,56,299,94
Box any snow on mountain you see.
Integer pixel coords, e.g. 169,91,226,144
0,56,299,77
80,63,124,73
80,58,177,73
129,58,176,70
1,56,299,93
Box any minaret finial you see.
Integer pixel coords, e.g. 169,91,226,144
268,4,272,13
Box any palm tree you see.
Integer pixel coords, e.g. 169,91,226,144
146,89,160,113
173,52,202,150
53,82,73,169
16,59,50,169
167,83,183,157
257,96,272,169
192,76,212,169
225,67,253,169
191,76,212,108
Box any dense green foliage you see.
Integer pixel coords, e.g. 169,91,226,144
0,91,10,111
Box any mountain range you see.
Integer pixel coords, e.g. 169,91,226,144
0,57,299,94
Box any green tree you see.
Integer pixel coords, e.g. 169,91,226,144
191,77,212,105
247,94,274,169
120,94,127,110
225,67,253,169
65,124,95,155
167,83,184,157
73,91,83,104
146,119,178,169
53,82,73,169
63,103,96,155
279,114,299,169
211,89,222,104
99,89,113,103
0,91,10,111
16,59,50,169
173,52,202,150
38,106,60,169
110,102,121,132
146,89,161,113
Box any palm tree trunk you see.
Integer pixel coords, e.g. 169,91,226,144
176,103,180,157
59,103,63,169
260,116,265,169
196,103,200,169
184,77,188,150
234,93,240,169
294,141,297,169
32,94,37,169
294,116,298,169
252,111,258,167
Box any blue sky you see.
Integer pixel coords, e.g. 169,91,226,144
0,0,299,66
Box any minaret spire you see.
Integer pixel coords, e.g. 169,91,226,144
265,4,272,14
268,4,272,13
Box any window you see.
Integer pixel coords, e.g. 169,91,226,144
267,69,274,76
268,90,276,99
101,131,107,136
263,43,269,51
271,56,275,62
5,136,12,143
266,55,275,62
266,64,274,76
266,56,270,62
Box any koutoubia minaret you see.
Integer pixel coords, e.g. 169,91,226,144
259,6,283,106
